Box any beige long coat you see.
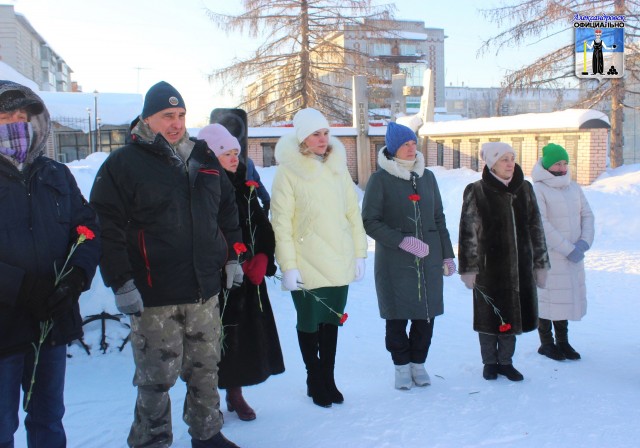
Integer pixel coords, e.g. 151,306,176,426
532,160,595,321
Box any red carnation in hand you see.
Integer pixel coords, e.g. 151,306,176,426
233,242,248,255
408,194,420,202
76,225,95,241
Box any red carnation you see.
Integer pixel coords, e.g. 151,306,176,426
245,180,260,189
499,323,512,333
339,313,349,324
76,225,95,240
408,194,420,202
233,242,248,255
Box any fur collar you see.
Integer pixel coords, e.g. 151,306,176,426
531,159,571,188
376,146,425,180
481,163,525,194
275,132,348,180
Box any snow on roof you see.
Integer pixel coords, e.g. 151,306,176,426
420,109,610,136
1,62,142,132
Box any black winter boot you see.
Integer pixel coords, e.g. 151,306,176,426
538,343,566,361
297,330,332,408
557,342,581,360
497,364,524,381
483,364,498,380
319,324,344,404
554,320,581,360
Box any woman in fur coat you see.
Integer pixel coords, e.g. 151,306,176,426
458,142,550,382
197,124,285,421
362,122,455,390
271,108,368,408
531,143,594,361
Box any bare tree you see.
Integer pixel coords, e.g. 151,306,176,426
480,0,639,167
205,0,395,125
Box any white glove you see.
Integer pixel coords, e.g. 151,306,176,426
282,269,303,291
115,279,144,315
225,260,244,289
354,258,366,282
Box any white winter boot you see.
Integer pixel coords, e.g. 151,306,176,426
394,364,412,390
410,362,431,387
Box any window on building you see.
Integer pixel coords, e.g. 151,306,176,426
470,139,479,171
436,141,444,166
57,132,89,163
370,43,391,56
452,140,461,169
400,43,418,55
262,143,276,167
99,129,127,153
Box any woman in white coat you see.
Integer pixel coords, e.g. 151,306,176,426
532,143,594,361
271,108,368,408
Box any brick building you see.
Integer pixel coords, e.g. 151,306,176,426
245,109,610,187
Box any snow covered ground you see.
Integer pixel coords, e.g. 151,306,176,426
13,153,640,447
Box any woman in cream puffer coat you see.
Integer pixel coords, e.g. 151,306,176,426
271,108,367,409
532,143,594,361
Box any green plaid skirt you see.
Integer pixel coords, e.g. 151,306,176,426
291,285,349,333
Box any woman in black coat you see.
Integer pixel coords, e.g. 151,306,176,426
458,142,549,382
197,124,284,421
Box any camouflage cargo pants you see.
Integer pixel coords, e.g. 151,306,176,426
127,296,222,448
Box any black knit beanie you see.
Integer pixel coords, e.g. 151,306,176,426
141,81,185,119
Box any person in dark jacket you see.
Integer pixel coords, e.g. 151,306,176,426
90,82,242,448
362,122,455,390
458,142,550,382
246,157,271,216
0,80,100,448
197,124,284,422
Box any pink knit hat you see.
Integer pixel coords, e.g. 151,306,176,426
197,123,241,157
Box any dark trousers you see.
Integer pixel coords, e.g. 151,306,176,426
478,332,516,365
538,318,569,344
0,344,67,448
385,319,435,366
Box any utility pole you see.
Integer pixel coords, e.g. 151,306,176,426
134,67,149,93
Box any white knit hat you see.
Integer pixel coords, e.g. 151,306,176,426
293,108,330,144
480,142,516,169
197,123,241,157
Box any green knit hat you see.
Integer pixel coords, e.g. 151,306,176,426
542,143,569,169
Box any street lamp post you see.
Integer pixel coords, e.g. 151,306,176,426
94,90,100,152
97,118,102,152
86,108,93,155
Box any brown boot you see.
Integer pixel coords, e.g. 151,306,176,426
225,387,256,421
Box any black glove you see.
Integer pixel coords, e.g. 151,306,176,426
46,268,86,321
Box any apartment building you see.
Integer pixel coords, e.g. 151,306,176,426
0,4,74,92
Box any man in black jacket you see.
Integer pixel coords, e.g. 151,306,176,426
0,81,101,447
90,81,242,448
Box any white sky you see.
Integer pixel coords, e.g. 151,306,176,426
9,0,571,127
